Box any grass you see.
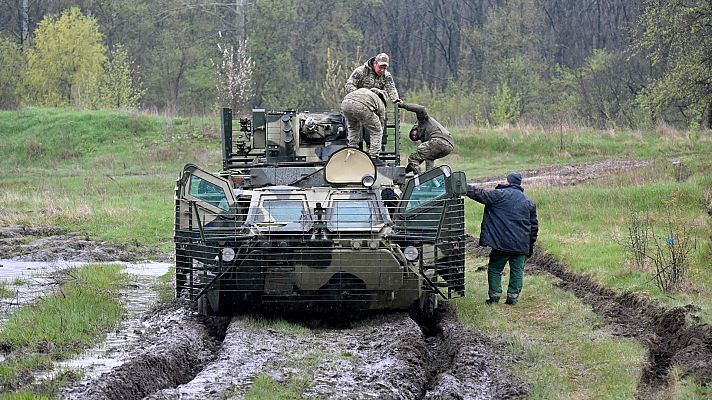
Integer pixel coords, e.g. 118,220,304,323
0,107,220,251
454,257,646,398
155,267,176,302
1,107,711,398
0,280,16,298
0,263,130,394
461,147,711,396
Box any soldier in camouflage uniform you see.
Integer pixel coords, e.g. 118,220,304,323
345,53,402,104
340,87,388,165
398,102,454,175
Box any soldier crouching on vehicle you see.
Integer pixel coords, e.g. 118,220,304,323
341,87,389,166
397,102,454,175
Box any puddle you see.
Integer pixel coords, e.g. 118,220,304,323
0,259,171,378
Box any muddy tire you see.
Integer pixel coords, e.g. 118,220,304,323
197,294,214,316
410,291,439,330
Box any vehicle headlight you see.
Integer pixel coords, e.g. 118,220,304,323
221,247,235,262
361,174,375,187
404,245,419,262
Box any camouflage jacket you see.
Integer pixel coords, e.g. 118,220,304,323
343,88,387,120
345,57,400,102
399,102,454,147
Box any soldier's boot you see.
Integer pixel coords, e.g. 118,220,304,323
505,293,519,305
485,297,500,305
370,157,385,167
405,163,420,175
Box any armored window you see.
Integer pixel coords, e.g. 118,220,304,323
405,174,447,211
189,175,230,211
256,199,307,224
327,194,384,230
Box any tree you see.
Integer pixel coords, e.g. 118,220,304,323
0,36,25,109
25,7,106,107
93,44,144,109
214,37,254,116
636,0,712,128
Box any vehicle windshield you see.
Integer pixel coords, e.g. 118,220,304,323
189,175,230,211
255,199,307,224
328,196,383,230
405,174,447,211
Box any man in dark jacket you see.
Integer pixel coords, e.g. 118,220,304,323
397,102,454,174
467,172,538,305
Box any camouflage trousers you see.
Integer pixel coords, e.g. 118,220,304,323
340,98,383,158
407,137,453,174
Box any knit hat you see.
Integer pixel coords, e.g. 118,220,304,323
507,172,522,185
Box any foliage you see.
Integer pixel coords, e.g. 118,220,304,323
404,80,488,127
0,36,25,109
553,49,646,128
636,0,712,128
93,44,144,110
320,47,347,107
214,37,254,116
625,206,695,292
491,82,520,125
24,7,106,108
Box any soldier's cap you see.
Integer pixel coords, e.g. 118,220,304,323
375,53,389,67
507,172,523,186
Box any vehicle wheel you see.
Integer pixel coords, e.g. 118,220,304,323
197,294,214,316
410,291,439,330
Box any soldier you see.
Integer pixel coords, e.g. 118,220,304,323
345,53,402,104
340,87,388,166
466,173,539,306
397,102,454,175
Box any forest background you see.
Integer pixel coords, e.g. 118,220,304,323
0,0,711,130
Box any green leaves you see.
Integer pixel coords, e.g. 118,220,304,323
25,7,106,108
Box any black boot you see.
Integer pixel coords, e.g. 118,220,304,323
370,157,385,167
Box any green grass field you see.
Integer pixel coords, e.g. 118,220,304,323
1,107,711,398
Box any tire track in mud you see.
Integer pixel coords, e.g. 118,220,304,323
61,304,528,400
468,237,712,397
61,304,229,400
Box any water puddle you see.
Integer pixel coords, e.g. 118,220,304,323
0,259,171,377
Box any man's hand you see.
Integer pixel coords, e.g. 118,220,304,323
528,238,536,257
393,98,402,104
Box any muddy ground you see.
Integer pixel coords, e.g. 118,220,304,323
2,158,710,399
60,303,528,400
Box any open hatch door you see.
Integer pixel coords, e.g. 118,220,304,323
176,164,239,242
392,166,467,297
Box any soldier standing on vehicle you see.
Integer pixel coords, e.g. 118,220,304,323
466,173,538,305
397,102,454,175
345,53,402,104
340,87,388,166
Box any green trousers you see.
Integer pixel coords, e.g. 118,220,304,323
487,250,526,300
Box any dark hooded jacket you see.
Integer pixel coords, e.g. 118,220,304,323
398,102,454,147
467,183,538,255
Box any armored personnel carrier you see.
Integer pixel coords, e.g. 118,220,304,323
174,106,466,320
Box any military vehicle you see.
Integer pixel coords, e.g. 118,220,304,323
174,105,466,321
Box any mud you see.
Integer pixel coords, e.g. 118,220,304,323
0,226,171,262
61,304,226,400
58,306,527,400
469,159,654,188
